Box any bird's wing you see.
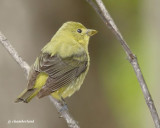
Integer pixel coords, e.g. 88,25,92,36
27,65,39,90
34,52,88,98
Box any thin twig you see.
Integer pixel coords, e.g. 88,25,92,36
86,0,160,127
0,31,80,128
0,31,30,77
49,96,79,128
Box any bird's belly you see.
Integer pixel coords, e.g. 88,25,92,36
51,72,87,100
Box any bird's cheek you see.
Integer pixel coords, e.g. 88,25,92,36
84,35,90,41
78,40,84,44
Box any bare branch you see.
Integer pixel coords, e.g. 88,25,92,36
49,96,79,128
0,31,80,128
86,0,160,128
0,31,30,77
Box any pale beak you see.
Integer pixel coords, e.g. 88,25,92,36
86,29,98,36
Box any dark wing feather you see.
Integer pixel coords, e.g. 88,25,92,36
27,65,39,90
34,52,88,98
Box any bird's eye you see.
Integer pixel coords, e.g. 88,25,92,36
77,29,82,33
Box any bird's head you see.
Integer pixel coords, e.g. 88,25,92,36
57,21,97,48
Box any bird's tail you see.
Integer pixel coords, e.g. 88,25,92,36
15,88,38,103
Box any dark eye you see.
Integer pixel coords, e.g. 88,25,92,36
77,29,82,33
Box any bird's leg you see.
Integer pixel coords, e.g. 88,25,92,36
61,97,66,105
61,97,68,111
58,97,68,115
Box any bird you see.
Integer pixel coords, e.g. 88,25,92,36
15,21,97,104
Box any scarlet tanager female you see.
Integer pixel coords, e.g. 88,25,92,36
15,21,97,103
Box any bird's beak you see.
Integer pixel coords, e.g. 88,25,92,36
86,29,98,36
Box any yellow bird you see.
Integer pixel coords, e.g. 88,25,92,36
15,21,97,103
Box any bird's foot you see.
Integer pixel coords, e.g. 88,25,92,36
58,97,68,117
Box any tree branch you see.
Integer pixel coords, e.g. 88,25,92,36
0,31,80,128
86,0,160,128
0,32,30,77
